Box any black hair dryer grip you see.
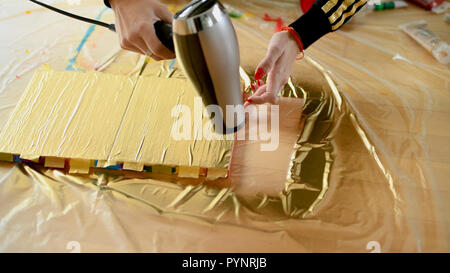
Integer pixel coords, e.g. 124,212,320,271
154,21,175,53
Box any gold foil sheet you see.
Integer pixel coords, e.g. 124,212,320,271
0,67,233,176
0,0,448,252
0,68,136,160
109,76,233,169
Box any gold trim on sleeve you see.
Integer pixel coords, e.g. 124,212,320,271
328,0,356,24
331,0,367,30
321,0,339,14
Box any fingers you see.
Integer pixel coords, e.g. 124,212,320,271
141,22,175,59
247,85,267,104
247,53,288,105
128,34,151,55
246,85,279,105
119,21,174,59
116,15,148,55
246,31,299,106
146,4,174,58
255,37,284,80
252,47,295,105
143,33,176,59
118,31,145,55
155,4,173,24
244,86,265,107
113,3,174,60
265,56,285,102
247,53,291,105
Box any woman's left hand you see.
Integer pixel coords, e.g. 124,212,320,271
245,30,300,106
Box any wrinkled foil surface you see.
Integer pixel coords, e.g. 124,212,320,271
0,0,448,252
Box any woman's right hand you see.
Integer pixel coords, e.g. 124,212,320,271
110,0,175,60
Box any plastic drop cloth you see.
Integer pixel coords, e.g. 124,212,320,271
0,0,449,252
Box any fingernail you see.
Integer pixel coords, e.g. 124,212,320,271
257,79,263,86
250,83,256,91
254,68,265,81
246,98,253,103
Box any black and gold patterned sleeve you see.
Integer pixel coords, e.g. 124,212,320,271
290,0,367,49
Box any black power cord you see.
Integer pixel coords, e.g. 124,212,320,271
29,0,116,32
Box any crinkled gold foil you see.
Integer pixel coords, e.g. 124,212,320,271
0,68,136,160
0,68,233,175
108,76,233,169
1,0,449,252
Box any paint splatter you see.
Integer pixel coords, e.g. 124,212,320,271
168,59,176,71
66,8,108,71
0,39,59,95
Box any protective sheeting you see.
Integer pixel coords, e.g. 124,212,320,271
0,0,448,252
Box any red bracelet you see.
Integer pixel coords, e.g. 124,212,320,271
279,26,304,60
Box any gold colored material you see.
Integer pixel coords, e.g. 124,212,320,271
322,0,339,13
123,162,144,172
151,165,175,174
328,0,356,24
178,166,201,178
0,153,13,162
44,157,65,168
0,0,449,252
19,155,39,162
0,69,233,176
69,159,91,174
108,76,233,169
331,0,367,30
206,168,229,180
0,69,136,160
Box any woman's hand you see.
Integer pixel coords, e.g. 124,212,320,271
245,31,300,106
110,0,175,60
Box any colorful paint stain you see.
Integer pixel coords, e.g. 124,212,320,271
66,7,109,71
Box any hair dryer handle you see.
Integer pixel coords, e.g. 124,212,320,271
154,21,174,52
